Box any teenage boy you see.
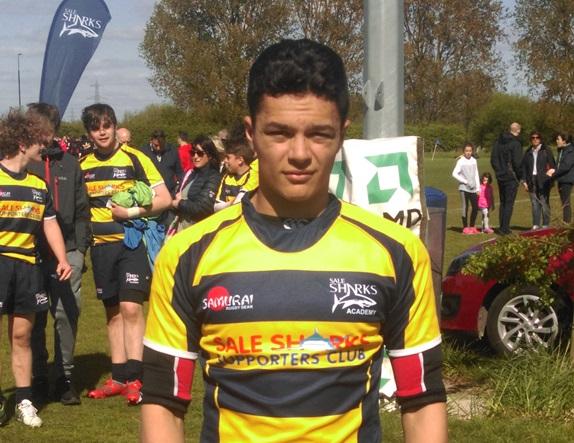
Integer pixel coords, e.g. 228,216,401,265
141,39,447,442
214,129,258,212
27,103,91,406
80,104,171,405
0,110,72,427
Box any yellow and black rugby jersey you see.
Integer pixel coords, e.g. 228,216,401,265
143,195,442,442
216,166,259,203
0,164,55,264
80,145,164,244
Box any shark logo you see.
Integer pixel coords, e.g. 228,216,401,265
330,278,378,315
59,9,102,39
60,22,98,38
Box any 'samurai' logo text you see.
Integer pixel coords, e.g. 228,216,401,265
203,286,254,312
330,278,377,316
60,9,103,38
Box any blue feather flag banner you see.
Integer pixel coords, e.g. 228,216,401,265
39,0,111,116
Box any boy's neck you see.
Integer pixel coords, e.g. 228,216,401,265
0,153,28,174
234,164,250,179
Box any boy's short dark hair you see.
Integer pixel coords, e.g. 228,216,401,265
151,129,166,140
81,103,117,132
247,39,349,123
557,131,573,144
26,102,61,132
0,109,52,158
224,138,255,165
178,131,189,143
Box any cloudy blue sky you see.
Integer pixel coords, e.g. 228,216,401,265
0,0,160,121
0,0,521,122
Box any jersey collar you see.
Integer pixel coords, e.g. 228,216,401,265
242,194,341,252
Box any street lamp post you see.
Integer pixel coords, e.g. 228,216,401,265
17,53,22,110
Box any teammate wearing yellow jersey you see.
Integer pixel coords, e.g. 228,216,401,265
214,127,258,212
0,110,71,427
80,104,171,405
142,40,447,442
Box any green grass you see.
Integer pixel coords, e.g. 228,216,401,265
0,150,572,440
486,349,574,420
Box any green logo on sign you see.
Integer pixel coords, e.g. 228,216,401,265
366,152,413,204
331,159,347,199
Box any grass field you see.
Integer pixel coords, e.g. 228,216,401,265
0,150,573,441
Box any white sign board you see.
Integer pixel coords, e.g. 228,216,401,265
329,136,424,235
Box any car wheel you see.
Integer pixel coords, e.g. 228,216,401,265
486,287,570,355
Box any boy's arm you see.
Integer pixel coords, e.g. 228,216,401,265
43,217,72,280
141,404,184,443
402,402,447,443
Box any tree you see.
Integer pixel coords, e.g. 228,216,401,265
291,0,363,90
140,0,291,123
140,0,363,125
404,0,505,125
514,0,574,124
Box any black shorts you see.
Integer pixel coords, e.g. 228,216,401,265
0,255,49,315
90,241,151,305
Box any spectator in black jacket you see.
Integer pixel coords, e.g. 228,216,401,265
521,131,555,229
490,122,523,234
548,132,574,223
140,130,183,197
26,103,91,406
171,135,221,231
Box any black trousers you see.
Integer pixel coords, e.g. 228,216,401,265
497,180,518,234
559,183,573,223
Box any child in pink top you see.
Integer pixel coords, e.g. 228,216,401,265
478,172,495,233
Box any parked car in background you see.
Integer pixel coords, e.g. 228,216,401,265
440,228,574,355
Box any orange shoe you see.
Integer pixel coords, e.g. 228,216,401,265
87,379,126,399
124,379,142,405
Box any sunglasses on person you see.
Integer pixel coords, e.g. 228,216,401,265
191,149,206,157
530,135,540,140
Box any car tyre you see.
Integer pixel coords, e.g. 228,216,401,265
486,286,571,355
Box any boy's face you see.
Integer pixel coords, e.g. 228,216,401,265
224,153,243,174
245,93,348,216
22,142,44,163
88,120,117,152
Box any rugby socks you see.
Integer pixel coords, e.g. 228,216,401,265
125,359,142,382
111,363,127,384
15,387,33,404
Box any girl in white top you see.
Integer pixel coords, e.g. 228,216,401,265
452,143,480,234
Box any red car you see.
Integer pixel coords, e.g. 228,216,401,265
440,228,574,354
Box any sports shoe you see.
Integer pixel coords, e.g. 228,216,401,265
55,377,81,406
462,227,472,234
483,227,494,234
16,399,42,428
87,379,126,399
532,225,540,230
469,227,480,234
0,394,8,427
124,379,143,406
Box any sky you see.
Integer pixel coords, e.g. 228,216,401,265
0,0,161,121
0,0,521,123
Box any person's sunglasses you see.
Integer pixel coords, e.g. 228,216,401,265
531,136,540,140
192,149,205,157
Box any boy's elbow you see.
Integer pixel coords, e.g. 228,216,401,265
154,186,173,212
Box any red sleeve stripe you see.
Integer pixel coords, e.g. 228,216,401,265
173,357,195,401
390,352,427,397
